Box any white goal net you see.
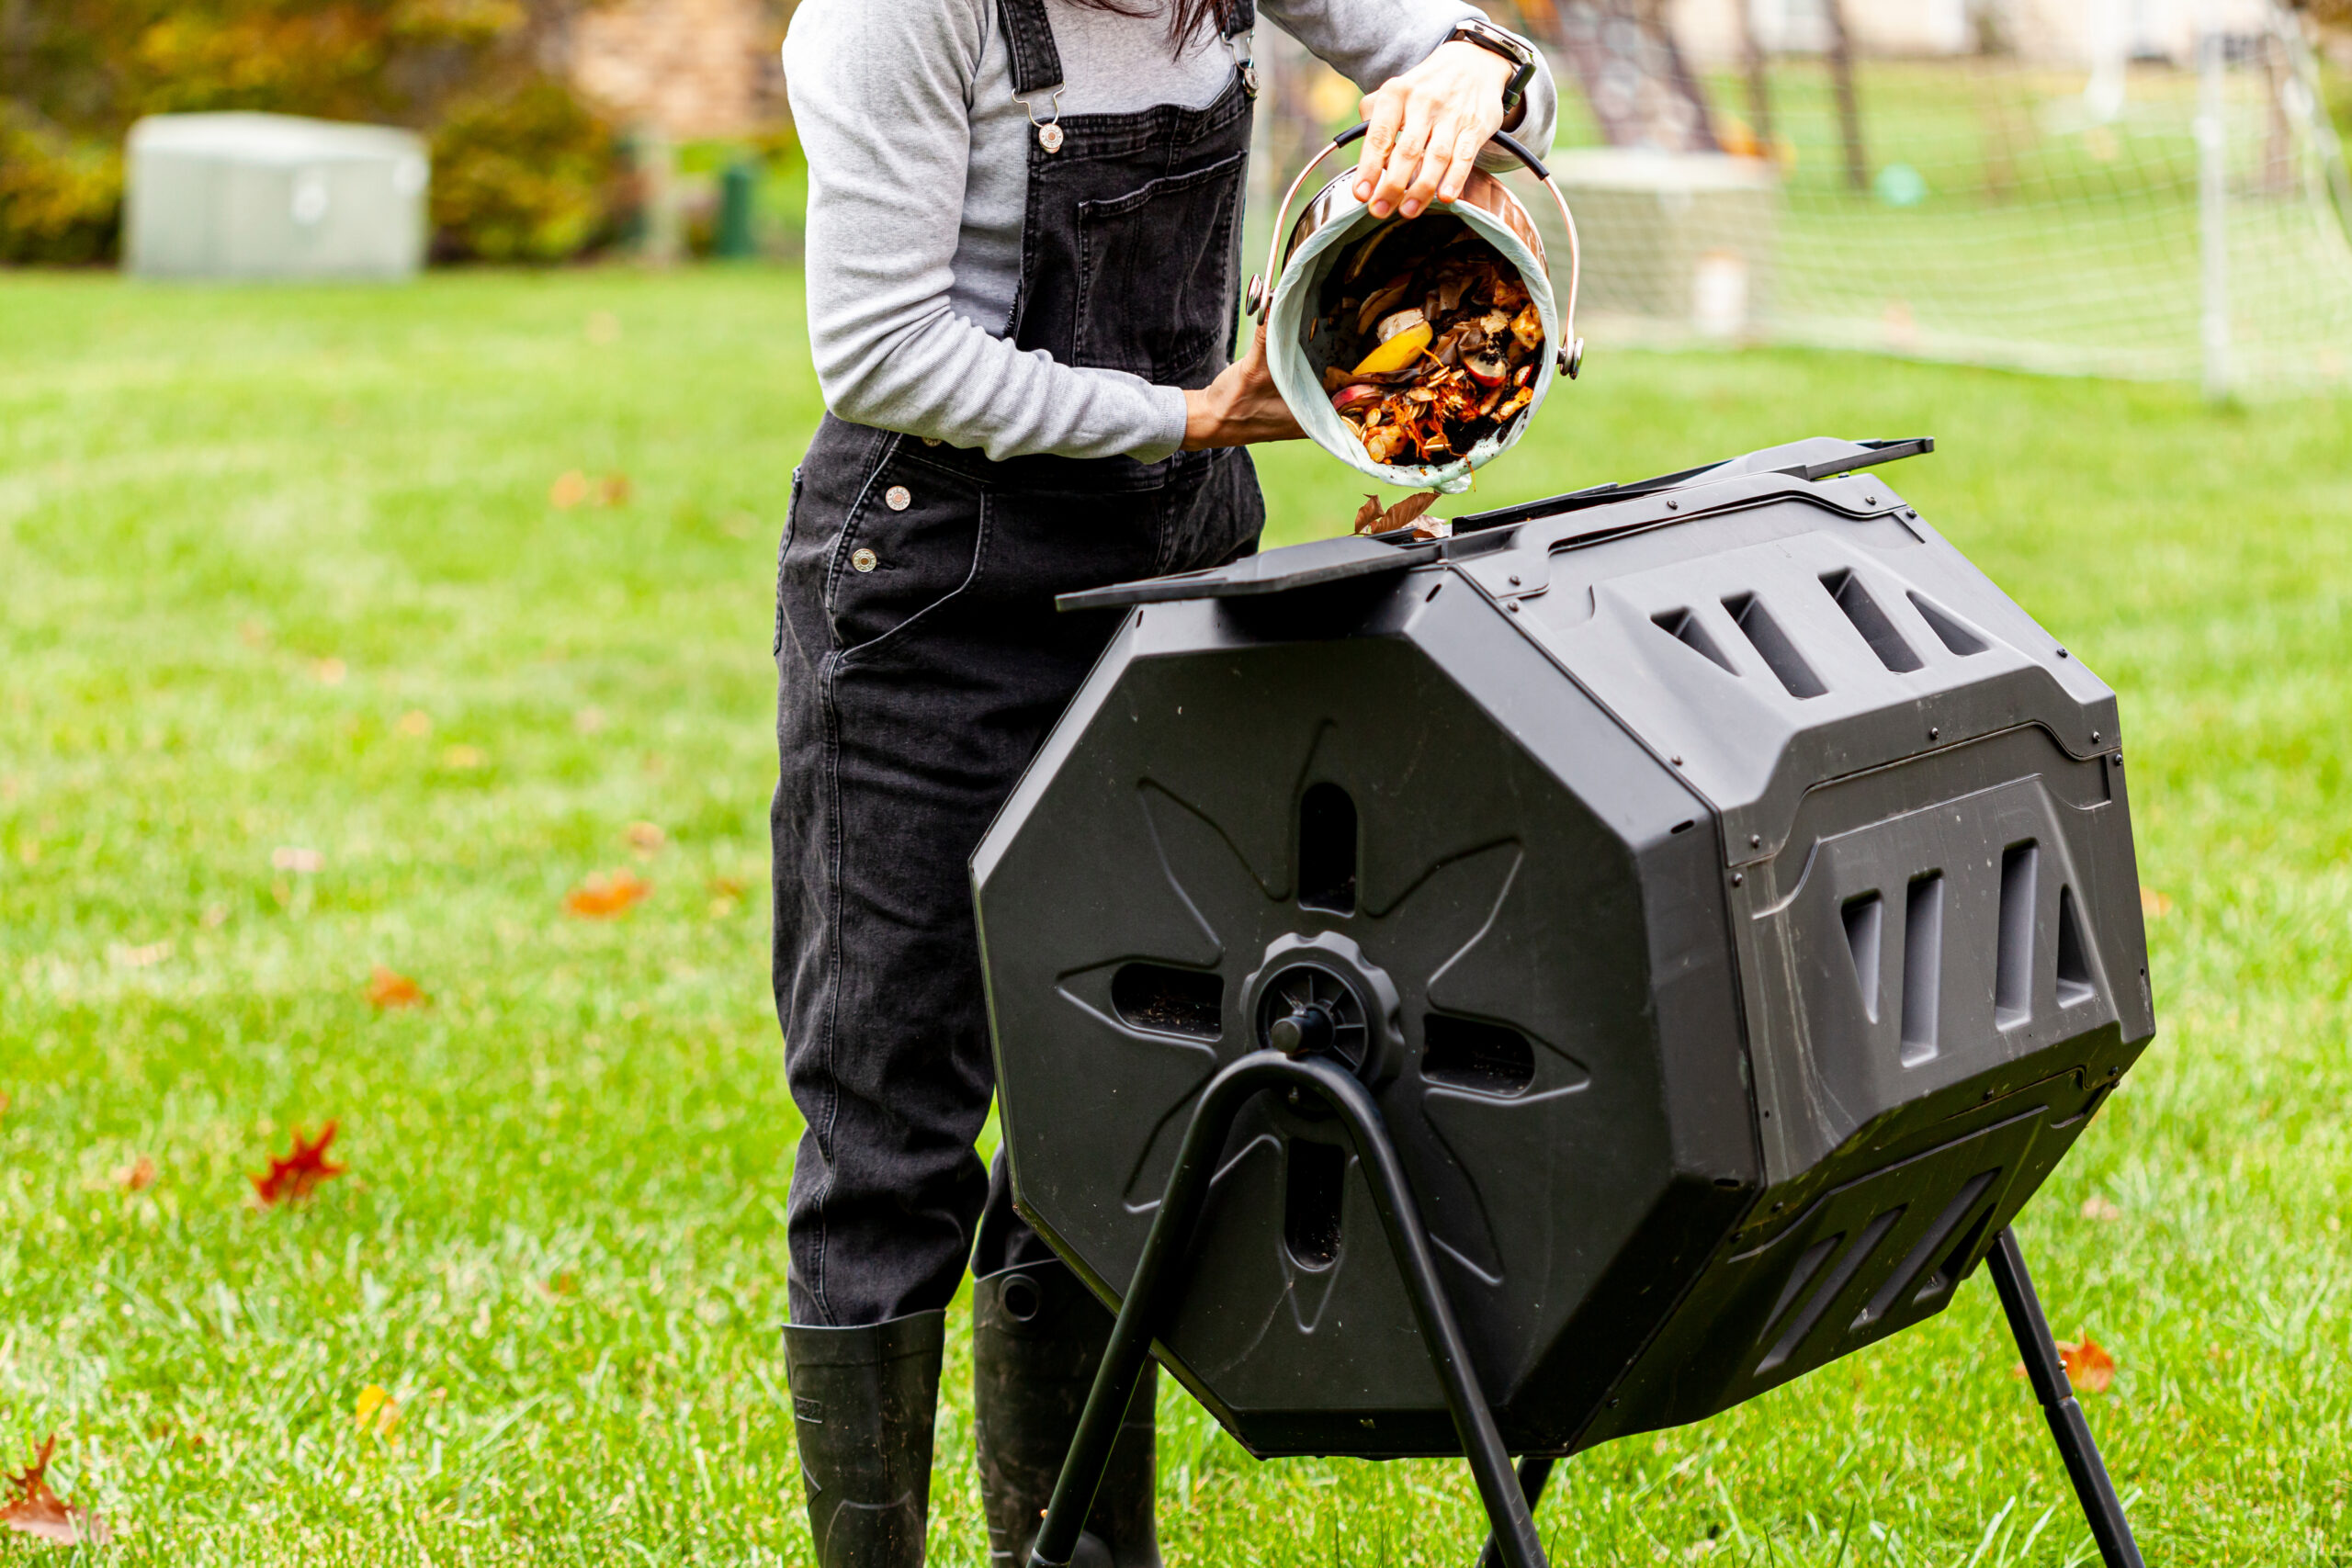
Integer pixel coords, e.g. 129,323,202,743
1249,1,2352,397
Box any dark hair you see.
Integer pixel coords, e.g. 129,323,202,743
1063,0,1237,53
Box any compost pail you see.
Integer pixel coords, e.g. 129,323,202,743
1249,127,1585,496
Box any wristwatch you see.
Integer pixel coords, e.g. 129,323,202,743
1444,17,1536,120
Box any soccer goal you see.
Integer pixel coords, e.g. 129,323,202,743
1249,1,2352,398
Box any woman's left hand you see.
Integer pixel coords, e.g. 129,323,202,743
1352,40,1518,221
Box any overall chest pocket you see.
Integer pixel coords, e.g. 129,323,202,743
1072,150,1246,387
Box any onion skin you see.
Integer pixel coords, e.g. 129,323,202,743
1329,382,1385,412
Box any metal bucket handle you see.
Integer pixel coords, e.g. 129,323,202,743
1244,122,1584,380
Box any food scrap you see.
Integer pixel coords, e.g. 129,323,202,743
1314,215,1543,468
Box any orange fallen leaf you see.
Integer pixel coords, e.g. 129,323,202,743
354,1384,401,1440
1,1435,110,1546
542,1271,580,1297
112,1156,157,1192
2140,886,2173,918
564,869,650,919
366,966,426,1010
2060,1333,2116,1393
251,1122,346,1206
549,469,592,509
624,821,665,855
2081,1195,2121,1222
596,473,632,507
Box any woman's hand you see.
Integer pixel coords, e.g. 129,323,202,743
1182,322,1306,449
1352,40,1519,221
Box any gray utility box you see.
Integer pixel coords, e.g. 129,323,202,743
1536,149,1778,337
974,436,2153,1461
125,113,429,281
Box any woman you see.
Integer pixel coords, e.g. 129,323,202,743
774,3,1555,1563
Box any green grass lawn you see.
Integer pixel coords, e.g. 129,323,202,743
1,265,2347,1565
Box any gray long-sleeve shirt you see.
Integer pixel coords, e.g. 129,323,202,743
780,0,1555,465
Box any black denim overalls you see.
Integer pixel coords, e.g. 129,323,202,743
774,0,1264,1330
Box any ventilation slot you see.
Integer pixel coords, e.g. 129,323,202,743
1283,1139,1345,1269
1758,1235,1841,1340
1852,1171,1996,1331
1298,782,1357,916
1908,592,1990,656
1995,843,2038,1031
1820,569,1924,672
1842,892,1883,1023
1422,1015,1536,1096
1900,874,1943,1067
1922,1205,1998,1305
1652,608,1736,675
1111,963,1224,1040
1722,592,1827,698
2055,886,2097,1008
1757,1207,1905,1373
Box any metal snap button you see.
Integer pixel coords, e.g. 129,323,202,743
1037,123,1064,153
885,484,911,512
851,547,878,573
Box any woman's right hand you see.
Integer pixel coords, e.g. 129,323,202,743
1182,322,1306,449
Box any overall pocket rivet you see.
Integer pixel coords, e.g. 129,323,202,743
852,547,878,573
885,485,911,512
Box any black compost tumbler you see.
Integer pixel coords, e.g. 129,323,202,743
973,437,2154,1568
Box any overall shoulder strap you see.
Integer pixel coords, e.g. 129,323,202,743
1223,0,1254,39
997,0,1063,96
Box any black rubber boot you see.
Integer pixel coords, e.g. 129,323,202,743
783,1310,947,1568
973,1259,1161,1568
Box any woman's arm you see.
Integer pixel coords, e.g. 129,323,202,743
782,0,1192,463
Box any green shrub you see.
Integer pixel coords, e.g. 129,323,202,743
0,109,122,265
0,0,628,265
429,80,619,262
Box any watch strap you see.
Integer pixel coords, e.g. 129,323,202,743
1446,21,1533,115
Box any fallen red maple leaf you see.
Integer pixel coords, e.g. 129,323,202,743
251,1122,346,1206
564,869,651,919
2060,1333,2117,1393
2,1435,110,1546
365,965,426,1010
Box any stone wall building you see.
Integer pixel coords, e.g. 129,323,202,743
567,0,786,139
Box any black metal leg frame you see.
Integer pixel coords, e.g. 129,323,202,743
1025,1049,2143,1568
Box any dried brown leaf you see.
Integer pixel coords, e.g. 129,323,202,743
2,1436,110,1546
624,821,665,855
112,1156,157,1192
1374,491,1438,536
2140,886,2173,918
1352,494,1385,535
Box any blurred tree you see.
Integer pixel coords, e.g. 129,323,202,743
0,0,621,262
